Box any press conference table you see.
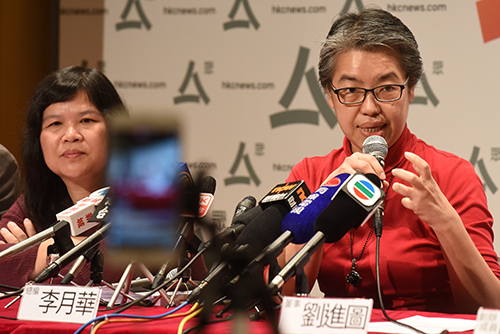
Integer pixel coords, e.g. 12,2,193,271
0,296,476,334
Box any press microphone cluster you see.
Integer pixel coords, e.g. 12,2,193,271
187,180,311,304
231,174,352,285
268,172,385,295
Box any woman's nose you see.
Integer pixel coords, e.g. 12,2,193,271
63,125,83,142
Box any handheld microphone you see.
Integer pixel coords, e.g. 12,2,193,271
198,176,216,218
201,181,309,257
362,135,388,168
0,188,110,263
362,135,388,237
268,172,384,295
187,204,288,304
198,204,262,255
34,223,110,283
88,190,112,223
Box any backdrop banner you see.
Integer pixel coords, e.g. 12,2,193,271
60,0,500,251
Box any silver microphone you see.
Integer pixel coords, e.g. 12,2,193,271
362,135,388,167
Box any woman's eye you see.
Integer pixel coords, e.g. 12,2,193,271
48,121,61,127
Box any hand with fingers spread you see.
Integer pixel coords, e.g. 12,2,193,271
391,152,460,229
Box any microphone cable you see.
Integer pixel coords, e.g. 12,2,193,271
87,302,202,334
374,205,448,334
112,246,207,314
74,250,208,334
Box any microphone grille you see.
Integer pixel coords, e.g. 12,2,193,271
362,135,388,160
199,176,216,195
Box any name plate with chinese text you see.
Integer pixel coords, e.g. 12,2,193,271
279,296,373,334
475,307,500,334
18,284,102,324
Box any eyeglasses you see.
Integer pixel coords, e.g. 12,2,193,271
329,77,409,105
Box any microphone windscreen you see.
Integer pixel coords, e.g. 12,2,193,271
231,205,262,226
199,175,216,195
281,173,350,244
234,205,288,260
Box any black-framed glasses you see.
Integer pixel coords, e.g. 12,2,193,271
330,77,409,105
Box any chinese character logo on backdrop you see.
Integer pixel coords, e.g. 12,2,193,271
225,142,261,186
116,0,152,31
471,146,498,194
270,47,337,129
174,61,210,105
223,0,260,30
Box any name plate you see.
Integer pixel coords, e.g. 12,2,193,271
18,284,102,324
279,296,373,334
475,307,500,334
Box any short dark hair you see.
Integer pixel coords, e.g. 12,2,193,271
22,66,127,229
318,7,423,92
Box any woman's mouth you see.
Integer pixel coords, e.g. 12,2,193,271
63,149,84,158
360,126,384,133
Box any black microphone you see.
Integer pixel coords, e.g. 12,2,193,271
151,175,216,290
198,179,307,259
186,180,310,304
34,223,110,283
187,204,288,304
60,243,101,285
233,195,257,219
267,172,384,295
198,205,262,256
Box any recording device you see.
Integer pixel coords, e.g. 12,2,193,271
105,114,182,268
268,172,384,295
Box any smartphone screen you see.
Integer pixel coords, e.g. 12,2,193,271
105,114,181,269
